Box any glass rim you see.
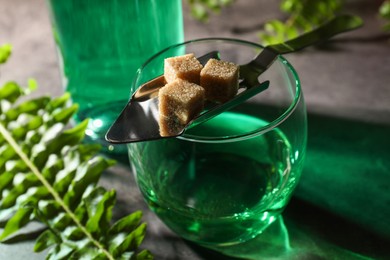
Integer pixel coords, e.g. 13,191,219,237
134,37,302,143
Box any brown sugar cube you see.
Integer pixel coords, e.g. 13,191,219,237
164,53,203,84
200,58,239,103
158,79,205,136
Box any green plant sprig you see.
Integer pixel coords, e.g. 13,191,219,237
259,0,343,45
187,0,235,22
380,0,390,31
0,44,153,260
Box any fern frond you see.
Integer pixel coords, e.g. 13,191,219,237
0,45,153,259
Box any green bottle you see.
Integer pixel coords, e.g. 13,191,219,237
46,0,184,151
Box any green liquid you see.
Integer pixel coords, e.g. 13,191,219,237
133,112,301,245
46,0,184,140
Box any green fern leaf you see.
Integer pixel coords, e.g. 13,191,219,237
136,249,154,260
34,229,61,252
109,210,143,235
0,46,152,259
0,207,34,241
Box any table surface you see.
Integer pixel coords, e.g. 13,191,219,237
1,0,389,259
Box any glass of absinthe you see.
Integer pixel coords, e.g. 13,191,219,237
128,38,307,247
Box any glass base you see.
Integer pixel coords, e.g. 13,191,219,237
203,216,291,259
